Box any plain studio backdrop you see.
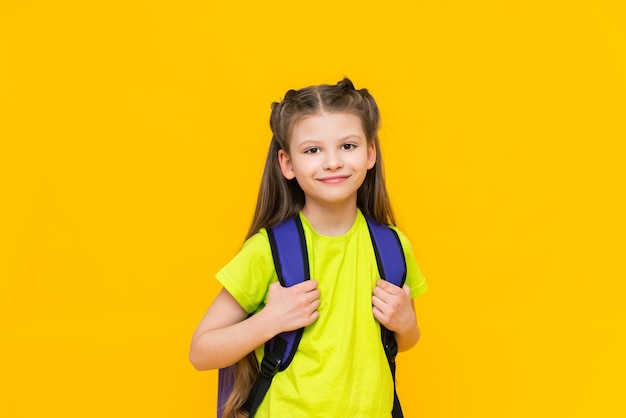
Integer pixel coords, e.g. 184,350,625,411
1,1,625,416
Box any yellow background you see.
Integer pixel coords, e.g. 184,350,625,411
1,1,625,416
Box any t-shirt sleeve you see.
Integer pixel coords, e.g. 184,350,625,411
214,230,277,314
392,227,428,298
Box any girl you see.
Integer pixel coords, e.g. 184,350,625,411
190,78,428,418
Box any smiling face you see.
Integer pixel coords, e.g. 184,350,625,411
278,112,376,214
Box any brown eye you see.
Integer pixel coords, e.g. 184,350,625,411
304,147,320,154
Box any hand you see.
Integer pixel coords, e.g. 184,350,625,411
263,280,321,335
372,280,416,334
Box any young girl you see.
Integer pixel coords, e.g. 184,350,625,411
190,78,428,418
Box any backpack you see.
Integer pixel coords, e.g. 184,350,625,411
218,214,407,418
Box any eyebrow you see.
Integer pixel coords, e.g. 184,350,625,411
297,134,364,146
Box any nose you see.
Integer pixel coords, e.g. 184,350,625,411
322,151,344,170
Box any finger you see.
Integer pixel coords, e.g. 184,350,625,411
376,280,402,294
372,305,388,326
373,282,399,303
269,281,281,290
295,279,318,291
310,298,321,311
403,284,411,298
372,286,387,301
302,301,321,324
371,294,387,312
306,310,320,325
304,289,321,305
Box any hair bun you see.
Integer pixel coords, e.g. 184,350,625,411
337,77,355,91
283,89,298,101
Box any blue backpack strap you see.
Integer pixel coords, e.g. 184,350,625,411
242,215,309,417
365,215,407,288
365,215,407,418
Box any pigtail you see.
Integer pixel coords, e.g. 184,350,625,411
246,135,304,239
352,86,396,226
221,353,257,418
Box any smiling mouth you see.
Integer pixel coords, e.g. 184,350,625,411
318,175,350,184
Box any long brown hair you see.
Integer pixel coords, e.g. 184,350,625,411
221,77,396,417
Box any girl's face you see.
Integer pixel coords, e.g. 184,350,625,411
278,112,376,211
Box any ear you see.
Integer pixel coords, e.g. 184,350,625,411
366,142,377,170
278,149,295,180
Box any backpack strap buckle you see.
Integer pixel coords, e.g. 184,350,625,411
260,352,283,377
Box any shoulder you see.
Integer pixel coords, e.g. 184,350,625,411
215,229,276,313
233,229,274,272
241,228,270,251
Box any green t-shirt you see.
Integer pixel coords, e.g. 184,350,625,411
216,210,428,418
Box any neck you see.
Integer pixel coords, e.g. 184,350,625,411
301,201,358,236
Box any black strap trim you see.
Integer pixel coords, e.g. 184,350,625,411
293,215,310,287
266,227,283,285
384,331,404,418
389,356,404,418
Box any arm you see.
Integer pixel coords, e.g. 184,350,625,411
189,280,321,371
372,280,421,352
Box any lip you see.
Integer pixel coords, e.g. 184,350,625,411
318,175,350,184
